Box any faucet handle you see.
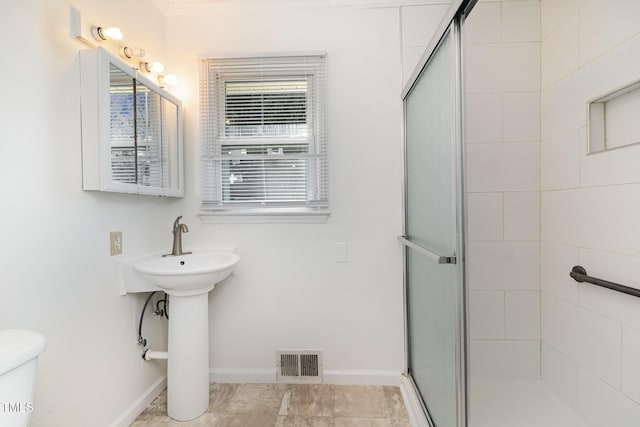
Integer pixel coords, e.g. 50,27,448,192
180,223,189,233
172,215,183,229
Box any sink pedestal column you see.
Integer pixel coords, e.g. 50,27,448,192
167,293,209,421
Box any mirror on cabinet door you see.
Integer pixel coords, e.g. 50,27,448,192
162,98,182,196
80,47,184,197
109,64,137,186
135,78,163,195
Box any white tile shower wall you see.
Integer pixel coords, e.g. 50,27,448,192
577,369,640,427
469,291,505,339
467,193,503,241
541,342,579,407
466,93,502,143
503,192,540,241
502,93,541,142
578,0,640,66
466,143,540,192
464,0,541,381
505,291,540,340
470,339,540,381
621,326,640,404
468,242,540,292
540,0,640,423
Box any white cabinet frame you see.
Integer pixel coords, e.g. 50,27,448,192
80,47,184,197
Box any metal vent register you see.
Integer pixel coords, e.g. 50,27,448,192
276,350,323,383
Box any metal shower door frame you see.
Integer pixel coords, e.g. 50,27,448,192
399,1,477,426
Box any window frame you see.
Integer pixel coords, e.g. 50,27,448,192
198,53,329,223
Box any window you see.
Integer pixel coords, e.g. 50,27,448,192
199,54,328,221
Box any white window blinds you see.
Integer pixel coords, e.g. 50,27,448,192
200,54,328,215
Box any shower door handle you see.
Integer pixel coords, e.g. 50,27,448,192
397,235,457,264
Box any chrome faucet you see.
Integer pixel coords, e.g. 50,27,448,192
163,215,192,257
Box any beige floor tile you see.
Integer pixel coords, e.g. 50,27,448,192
334,418,393,427
333,385,388,418
390,419,412,427
209,383,240,413
133,411,221,426
227,383,287,415
275,415,335,427
215,413,278,427
131,383,411,427
181,412,223,426
141,390,167,416
280,384,335,417
382,386,409,421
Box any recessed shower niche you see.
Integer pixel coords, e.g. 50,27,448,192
588,79,640,154
80,47,184,196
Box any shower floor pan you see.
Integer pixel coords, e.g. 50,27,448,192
469,380,589,427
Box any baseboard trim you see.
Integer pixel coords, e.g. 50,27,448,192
209,368,402,386
399,375,432,427
324,370,402,386
210,368,277,383
109,375,167,427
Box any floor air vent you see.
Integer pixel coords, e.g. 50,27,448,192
276,350,323,383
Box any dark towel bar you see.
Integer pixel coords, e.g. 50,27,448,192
569,265,640,298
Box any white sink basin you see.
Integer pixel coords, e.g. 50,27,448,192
134,250,239,296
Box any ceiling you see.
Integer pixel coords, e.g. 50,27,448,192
153,0,451,14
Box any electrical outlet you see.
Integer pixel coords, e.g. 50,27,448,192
110,231,122,256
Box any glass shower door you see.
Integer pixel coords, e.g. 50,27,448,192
401,24,466,427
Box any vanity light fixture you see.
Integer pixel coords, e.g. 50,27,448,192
121,46,146,59
73,12,178,89
158,74,178,88
140,61,165,74
91,26,123,42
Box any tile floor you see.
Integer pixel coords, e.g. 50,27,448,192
131,383,411,427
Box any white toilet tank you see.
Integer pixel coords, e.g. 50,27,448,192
0,330,46,427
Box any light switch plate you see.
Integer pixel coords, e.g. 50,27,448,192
335,242,348,263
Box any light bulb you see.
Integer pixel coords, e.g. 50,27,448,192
103,27,123,40
92,26,123,41
151,62,165,73
158,74,178,88
140,61,164,73
121,46,146,59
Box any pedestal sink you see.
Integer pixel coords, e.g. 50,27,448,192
134,250,239,421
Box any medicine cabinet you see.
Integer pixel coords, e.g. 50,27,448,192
80,47,183,197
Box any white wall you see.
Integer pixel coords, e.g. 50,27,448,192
165,4,405,380
540,0,640,424
401,3,451,87
0,1,179,426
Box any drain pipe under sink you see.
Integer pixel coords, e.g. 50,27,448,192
143,349,168,361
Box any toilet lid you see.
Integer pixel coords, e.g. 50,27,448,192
0,329,46,376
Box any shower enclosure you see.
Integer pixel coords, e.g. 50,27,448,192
399,1,475,426
400,0,597,425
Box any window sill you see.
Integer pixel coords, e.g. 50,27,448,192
198,209,330,224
